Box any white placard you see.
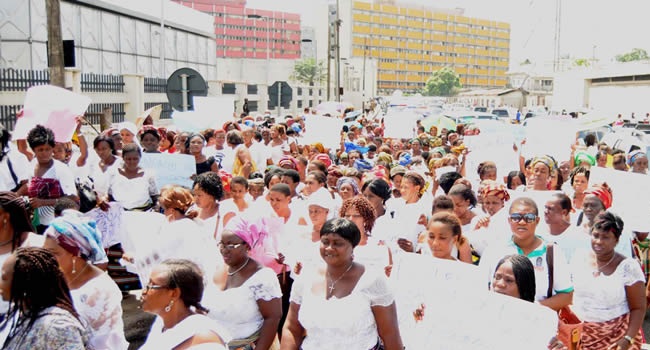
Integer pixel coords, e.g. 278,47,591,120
383,112,418,139
171,96,236,132
522,118,577,163
140,153,195,190
14,85,91,142
302,115,345,150
589,167,650,220
391,252,557,349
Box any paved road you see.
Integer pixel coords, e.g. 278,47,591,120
121,290,650,349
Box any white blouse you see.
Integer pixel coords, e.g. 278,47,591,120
107,168,157,210
572,256,645,322
291,269,394,350
203,267,282,341
140,314,229,350
70,273,128,350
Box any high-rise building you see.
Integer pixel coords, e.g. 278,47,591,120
175,1,301,59
336,0,510,93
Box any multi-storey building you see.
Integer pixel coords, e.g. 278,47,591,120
337,0,510,93
175,0,301,59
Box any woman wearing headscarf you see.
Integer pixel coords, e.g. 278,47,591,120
204,216,283,349
627,150,648,175
43,210,128,350
336,176,360,202
528,155,555,191
118,121,139,147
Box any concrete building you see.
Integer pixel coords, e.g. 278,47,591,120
0,0,217,79
174,0,301,60
317,0,510,95
507,63,554,109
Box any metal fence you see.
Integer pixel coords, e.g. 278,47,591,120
80,73,124,92
0,69,50,91
144,102,173,120
0,105,23,130
144,77,167,93
84,103,125,125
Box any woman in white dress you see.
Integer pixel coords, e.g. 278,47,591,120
42,209,128,350
191,172,224,240
140,259,228,350
571,211,645,349
106,143,158,211
89,135,122,197
281,218,404,350
203,216,283,349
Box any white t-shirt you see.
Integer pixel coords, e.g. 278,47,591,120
248,141,270,170
29,159,77,225
0,151,30,191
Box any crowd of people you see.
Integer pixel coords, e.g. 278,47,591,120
0,104,648,349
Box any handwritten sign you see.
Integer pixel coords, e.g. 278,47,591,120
390,253,557,349
140,153,195,190
302,115,345,150
14,85,91,142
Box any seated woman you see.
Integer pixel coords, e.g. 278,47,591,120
572,212,645,350
281,218,404,350
106,143,158,211
43,209,128,349
140,259,228,350
0,247,89,349
204,217,282,349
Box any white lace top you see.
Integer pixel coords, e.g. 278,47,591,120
106,168,157,210
290,269,394,350
572,256,645,322
70,272,129,350
203,267,282,341
140,314,229,350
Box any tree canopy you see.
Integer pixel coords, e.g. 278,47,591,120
422,67,461,96
290,58,325,85
615,48,649,62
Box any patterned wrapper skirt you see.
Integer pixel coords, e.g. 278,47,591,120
581,313,642,350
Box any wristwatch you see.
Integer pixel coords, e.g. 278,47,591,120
624,335,634,345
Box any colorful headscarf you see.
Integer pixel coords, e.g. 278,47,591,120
532,155,557,173
431,147,447,156
584,183,613,209
376,152,393,166
628,150,647,166
336,177,360,195
226,216,278,249
278,156,298,170
354,159,373,171
314,153,332,168
481,181,510,202
398,153,412,166
311,142,325,154
327,165,343,178
45,210,107,263
574,151,596,166
344,141,369,154
218,170,233,193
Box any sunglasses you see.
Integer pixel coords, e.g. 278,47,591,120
509,213,537,223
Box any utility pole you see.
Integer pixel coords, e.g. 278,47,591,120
327,22,331,101
335,0,341,102
46,0,65,87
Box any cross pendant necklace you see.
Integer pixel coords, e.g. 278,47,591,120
327,262,354,296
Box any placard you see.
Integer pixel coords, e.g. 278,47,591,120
171,96,236,132
589,167,650,220
383,111,418,139
140,153,195,189
522,119,577,163
302,115,345,150
14,85,91,142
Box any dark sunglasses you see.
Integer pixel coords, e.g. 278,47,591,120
509,213,537,223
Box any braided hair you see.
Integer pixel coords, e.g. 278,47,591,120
1,247,78,345
158,259,209,314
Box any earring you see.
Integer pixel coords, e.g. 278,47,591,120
164,300,174,313
72,258,76,274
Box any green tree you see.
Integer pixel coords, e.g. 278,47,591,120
290,58,325,85
615,48,649,62
422,67,461,96
573,58,591,67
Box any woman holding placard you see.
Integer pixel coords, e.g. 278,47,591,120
571,212,645,350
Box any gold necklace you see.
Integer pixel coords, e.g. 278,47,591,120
228,257,250,276
326,262,354,296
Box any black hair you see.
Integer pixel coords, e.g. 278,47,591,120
263,167,284,189
320,218,361,247
368,144,377,152
281,169,301,184
432,195,455,214
439,171,463,194
592,211,624,239
93,135,117,156
309,160,328,174
193,172,224,201
477,161,497,179
509,197,539,216
0,247,79,340
307,171,328,187
140,128,161,142
54,197,79,217
270,183,291,197
551,193,573,213
569,166,590,186
0,125,12,162
121,143,141,157
26,125,55,150
494,254,536,303
506,171,526,190
231,176,249,190
584,133,597,147
184,133,205,153
254,131,263,142
429,211,462,238
249,171,264,180
226,130,244,146
361,178,391,203
0,192,34,251
159,259,209,314
448,184,478,207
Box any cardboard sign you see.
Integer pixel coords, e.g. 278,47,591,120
140,152,195,190
302,115,345,150
14,85,91,142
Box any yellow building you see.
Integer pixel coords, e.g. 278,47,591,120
347,0,510,93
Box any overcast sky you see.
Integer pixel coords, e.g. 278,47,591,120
247,0,650,67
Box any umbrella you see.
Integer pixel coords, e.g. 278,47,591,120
420,115,457,135
135,104,162,128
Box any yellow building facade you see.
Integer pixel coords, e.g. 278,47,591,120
349,1,510,93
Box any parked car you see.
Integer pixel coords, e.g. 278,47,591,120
473,106,488,113
443,111,501,125
490,107,518,122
